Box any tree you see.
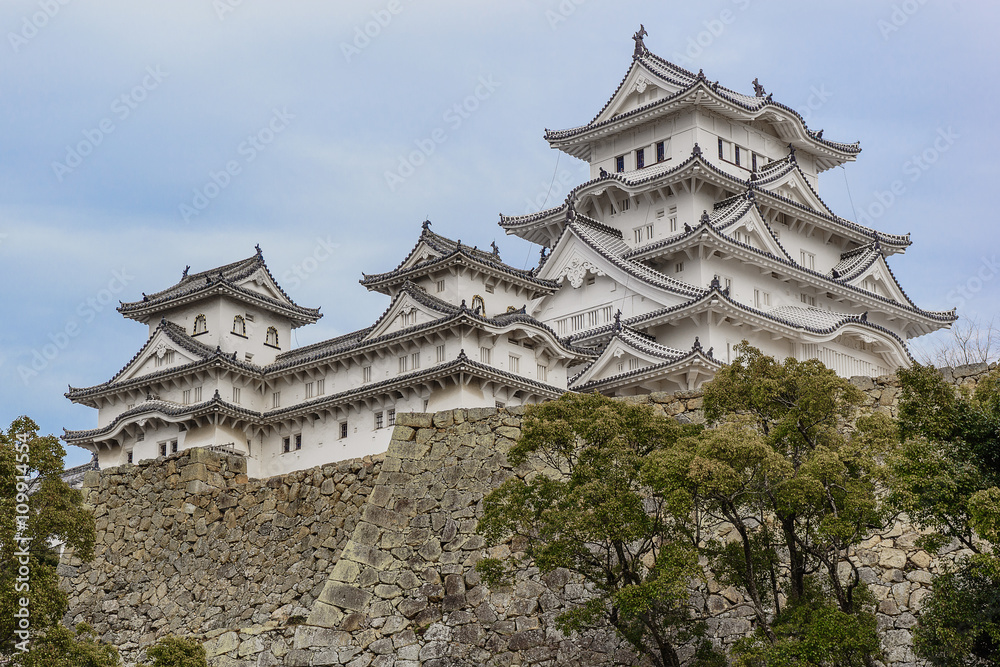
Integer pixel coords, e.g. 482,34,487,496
0,416,98,660
15,623,118,667
678,342,891,665
143,635,208,667
476,392,723,667
892,364,1000,665
913,316,1000,368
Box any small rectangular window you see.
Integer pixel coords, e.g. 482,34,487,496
800,251,816,270
245,352,253,362
398,356,408,374
801,293,817,307
182,389,191,405
537,364,547,382
436,344,446,363
127,451,133,464
495,401,505,409
752,153,758,172
620,198,631,212
194,387,202,402
508,355,520,374
635,147,645,169
295,434,302,450
734,145,741,166
480,347,491,364
387,409,396,427
283,437,290,453
136,432,144,442
316,379,325,396
656,141,665,162
363,366,372,383
754,289,771,308
305,382,314,399
646,224,653,240
339,422,348,439
656,209,664,219
272,392,280,408
436,280,445,293
159,442,167,457
634,229,643,244
374,412,384,429
675,262,684,273
232,387,241,404
484,283,495,294
615,155,625,172
244,313,255,322
718,137,724,159
412,352,420,369
171,440,178,454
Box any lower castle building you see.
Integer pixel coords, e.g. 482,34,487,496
64,32,954,476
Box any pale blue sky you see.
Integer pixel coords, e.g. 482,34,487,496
1,1,996,468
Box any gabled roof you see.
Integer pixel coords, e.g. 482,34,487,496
500,149,910,252
65,320,262,406
567,285,915,365
569,324,721,393
544,50,860,171
620,210,953,330
537,212,706,300
361,221,557,296
118,248,321,327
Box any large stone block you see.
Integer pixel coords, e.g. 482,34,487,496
320,583,373,612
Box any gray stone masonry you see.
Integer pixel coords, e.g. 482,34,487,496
62,363,996,666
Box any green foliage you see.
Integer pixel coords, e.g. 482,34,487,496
913,553,1000,666
732,582,880,667
142,635,207,667
893,365,1000,665
477,392,720,667
892,364,1000,553
692,343,887,663
16,623,119,667
0,417,98,657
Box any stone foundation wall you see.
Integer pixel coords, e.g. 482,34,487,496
63,363,996,666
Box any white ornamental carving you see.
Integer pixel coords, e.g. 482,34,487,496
252,268,268,287
154,342,168,359
635,77,649,93
557,257,606,288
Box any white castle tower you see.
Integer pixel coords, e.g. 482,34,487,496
65,30,953,476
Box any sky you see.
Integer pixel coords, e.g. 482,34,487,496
1,1,997,468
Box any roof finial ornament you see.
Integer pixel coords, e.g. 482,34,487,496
697,69,706,81
752,77,766,97
599,166,608,178
707,347,714,358
255,244,262,256
831,268,840,279
182,265,190,279
860,311,868,322
614,309,622,331
460,299,467,310
788,144,797,162
566,197,576,221
632,24,648,59
422,219,431,231
816,129,824,139
491,241,500,257
710,275,721,290
684,222,692,233
692,142,702,157
692,336,702,351
700,210,711,224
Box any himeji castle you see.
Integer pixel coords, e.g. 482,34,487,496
65,30,955,476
